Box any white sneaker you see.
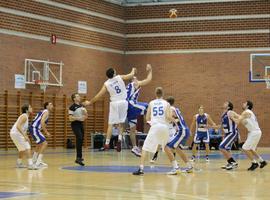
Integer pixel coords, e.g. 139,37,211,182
225,162,238,170
131,147,141,157
190,157,195,162
28,164,39,170
38,162,48,168
16,163,27,168
167,168,180,175
182,166,193,173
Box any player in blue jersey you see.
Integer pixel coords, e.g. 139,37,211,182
29,102,53,168
190,105,216,162
127,64,152,157
219,101,240,170
165,96,193,174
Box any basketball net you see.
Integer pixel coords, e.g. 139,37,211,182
265,75,270,89
35,80,48,92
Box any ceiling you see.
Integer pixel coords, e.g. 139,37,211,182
106,0,201,5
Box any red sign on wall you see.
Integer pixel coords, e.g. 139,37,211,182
51,34,57,44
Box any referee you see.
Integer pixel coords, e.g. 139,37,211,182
69,93,88,166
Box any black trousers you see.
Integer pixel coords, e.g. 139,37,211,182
71,122,84,159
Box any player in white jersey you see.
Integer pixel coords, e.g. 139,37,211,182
29,102,53,168
133,87,174,175
88,67,136,152
10,104,37,170
232,101,267,171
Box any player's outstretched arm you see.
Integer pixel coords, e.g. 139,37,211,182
120,68,137,81
89,85,107,105
138,64,152,87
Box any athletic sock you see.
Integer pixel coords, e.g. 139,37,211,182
257,156,264,162
118,134,122,141
17,159,23,164
105,139,110,145
252,159,257,163
139,165,144,170
172,160,178,169
32,152,38,162
28,159,33,166
36,154,43,165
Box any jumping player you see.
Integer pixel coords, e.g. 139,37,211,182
88,67,136,152
127,64,152,157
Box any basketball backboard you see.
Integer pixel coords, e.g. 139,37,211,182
24,59,63,88
249,53,270,82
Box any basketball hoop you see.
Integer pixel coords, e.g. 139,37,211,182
265,75,270,89
34,80,47,92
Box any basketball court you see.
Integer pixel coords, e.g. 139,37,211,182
0,0,270,199
0,149,269,200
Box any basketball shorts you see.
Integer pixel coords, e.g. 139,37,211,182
242,131,262,151
167,129,187,149
180,128,190,145
127,101,148,127
194,131,209,144
142,124,169,153
109,100,128,125
10,131,31,151
219,132,238,150
29,126,46,144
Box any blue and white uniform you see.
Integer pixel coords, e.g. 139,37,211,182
194,113,209,144
219,111,239,150
29,109,49,144
167,107,190,148
126,82,148,127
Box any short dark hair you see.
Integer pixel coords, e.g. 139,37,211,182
166,96,175,106
246,100,253,110
21,104,29,113
71,93,78,102
228,101,233,110
44,102,50,109
106,68,115,78
155,87,163,98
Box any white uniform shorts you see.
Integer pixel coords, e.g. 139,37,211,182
142,124,169,153
109,100,128,125
242,131,262,151
10,131,31,151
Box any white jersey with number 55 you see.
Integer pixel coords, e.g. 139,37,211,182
104,75,127,102
149,99,170,126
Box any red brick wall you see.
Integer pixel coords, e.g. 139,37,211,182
0,34,124,97
126,18,270,34
125,0,270,19
0,0,124,33
125,52,270,146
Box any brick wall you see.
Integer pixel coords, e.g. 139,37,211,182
125,0,270,19
125,52,270,146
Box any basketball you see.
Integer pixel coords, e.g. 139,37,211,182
169,8,177,18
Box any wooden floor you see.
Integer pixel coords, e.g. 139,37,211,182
0,148,269,200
